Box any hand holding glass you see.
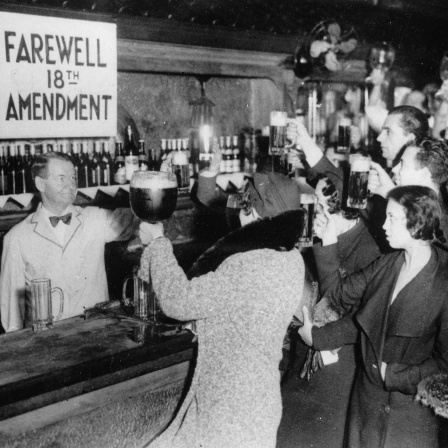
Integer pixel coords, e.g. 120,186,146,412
347,155,370,209
299,194,317,247
269,111,287,155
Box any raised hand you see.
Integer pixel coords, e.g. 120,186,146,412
298,305,314,347
313,206,337,246
139,221,164,245
368,161,395,198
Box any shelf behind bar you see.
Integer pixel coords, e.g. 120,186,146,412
0,185,195,232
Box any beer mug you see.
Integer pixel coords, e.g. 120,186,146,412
31,278,64,332
299,194,317,248
347,154,370,209
122,266,162,320
336,118,351,154
269,111,287,155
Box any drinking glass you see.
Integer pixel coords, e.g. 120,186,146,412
130,171,178,222
31,278,64,332
347,154,370,209
129,171,178,326
299,194,317,248
122,266,161,321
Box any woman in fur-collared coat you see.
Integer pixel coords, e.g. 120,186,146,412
301,186,448,448
139,172,308,448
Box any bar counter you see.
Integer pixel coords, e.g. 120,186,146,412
0,313,196,446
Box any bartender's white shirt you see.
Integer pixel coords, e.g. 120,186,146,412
40,205,69,245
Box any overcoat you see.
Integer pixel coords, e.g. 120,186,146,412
0,203,134,332
316,246,448,448
139,212,306,448
289,219,381,448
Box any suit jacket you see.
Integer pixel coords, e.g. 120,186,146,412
312,219,381,350
0,204,134,332
317,246,448,448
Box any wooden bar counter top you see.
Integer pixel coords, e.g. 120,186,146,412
0,313,196,447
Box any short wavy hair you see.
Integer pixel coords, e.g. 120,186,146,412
387,185,443,242
411,138,448,186
389,105,429,145
31,152,74,181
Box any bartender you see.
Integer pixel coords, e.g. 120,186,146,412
0,152,135,333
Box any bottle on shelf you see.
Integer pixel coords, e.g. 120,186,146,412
70,142,80,182
35,143,43,159
172,138,190,190
16,145,26,194
219,136,226,173
0,146,8,195
138,140,148,171
101,141,112,186
148,146,157,171
124,126,138,182
224,136,232,174
113,141,126,185
7,145,18,195
24,144,34,193
232,135,241,173
90,141,101,187
185,138,196,179
78,142,91,188
159,139,169,171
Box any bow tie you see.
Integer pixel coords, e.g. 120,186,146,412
49,213,72,228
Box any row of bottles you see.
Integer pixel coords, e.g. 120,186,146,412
0,125,265,197
113,126,157,185
0,137,125,195
0,144,34,195
218,135,241,174
160,137,191,190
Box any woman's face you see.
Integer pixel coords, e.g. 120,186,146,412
383,199,413,249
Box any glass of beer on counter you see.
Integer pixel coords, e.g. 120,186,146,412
299,193,317,248
347,154,370,209
122,266,161,321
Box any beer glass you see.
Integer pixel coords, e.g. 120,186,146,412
122,266,161,321
270,111,288,174
347,154,370,209
337,125,350,154
31,278,64,332
269,111,287,154
130,171,178,326
130,171,178,222
299,194,317,248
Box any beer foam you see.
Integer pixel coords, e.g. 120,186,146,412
300,193,316,204
270,111,287,126
132,174,177,189
350,156,370,172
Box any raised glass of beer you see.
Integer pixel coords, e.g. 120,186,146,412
269,111,287,155
347,154,370,209
299,193,317,247
130,171,178,222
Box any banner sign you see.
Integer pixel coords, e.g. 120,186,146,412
0,12,117,139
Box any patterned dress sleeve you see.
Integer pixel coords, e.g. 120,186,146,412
138,237,238,321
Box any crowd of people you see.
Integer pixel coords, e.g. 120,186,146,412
2,79,448,448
